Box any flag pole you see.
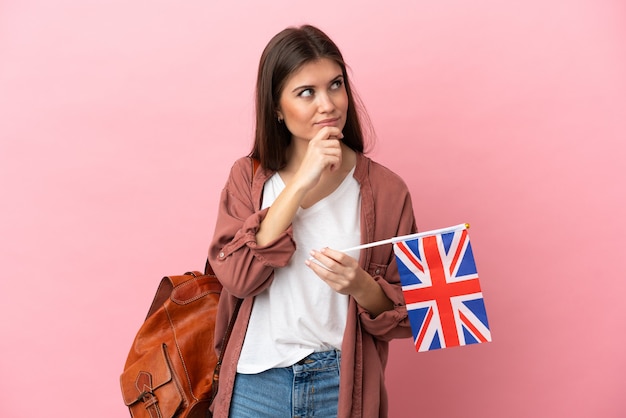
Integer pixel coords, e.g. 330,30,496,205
338,223,470,253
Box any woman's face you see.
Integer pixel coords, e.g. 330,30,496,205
277,58,349,143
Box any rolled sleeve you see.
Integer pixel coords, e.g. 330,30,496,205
209,159,296,298
357,274,411,341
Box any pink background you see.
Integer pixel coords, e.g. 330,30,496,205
1,1,625,417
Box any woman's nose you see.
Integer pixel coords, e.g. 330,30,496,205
316,92,335,113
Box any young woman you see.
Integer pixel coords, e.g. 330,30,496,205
209,24,417,418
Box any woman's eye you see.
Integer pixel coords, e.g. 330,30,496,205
331,79,343,90
298,89,314,97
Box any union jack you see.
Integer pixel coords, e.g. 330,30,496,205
393,227,491,352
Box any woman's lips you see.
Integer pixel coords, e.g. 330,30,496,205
315,117,340,126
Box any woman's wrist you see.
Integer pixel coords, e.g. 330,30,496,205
352,271,394,318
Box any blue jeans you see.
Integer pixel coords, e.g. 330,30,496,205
229,350,341,417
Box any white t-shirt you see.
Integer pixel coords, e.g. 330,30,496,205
237,168,361,374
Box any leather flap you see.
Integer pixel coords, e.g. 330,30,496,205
120,344,173,406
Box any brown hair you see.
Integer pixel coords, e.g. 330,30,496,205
250,25,371,171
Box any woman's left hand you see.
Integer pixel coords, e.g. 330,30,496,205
305,248,394,316
306,247,368,296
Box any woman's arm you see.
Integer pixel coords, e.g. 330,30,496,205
256,126,343,246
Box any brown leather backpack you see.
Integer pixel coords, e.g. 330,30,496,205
120,264,237,418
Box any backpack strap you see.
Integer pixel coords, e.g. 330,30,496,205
252,157,260,178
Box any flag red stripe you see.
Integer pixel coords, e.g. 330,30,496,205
398,241,424,273
403,280,482,304
422,236,459,347
414,306,434,350
459,310,489,343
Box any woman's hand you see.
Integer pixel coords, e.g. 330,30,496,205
305,247,394,317
291,126,344,192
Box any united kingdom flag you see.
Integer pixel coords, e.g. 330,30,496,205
393,227,491,352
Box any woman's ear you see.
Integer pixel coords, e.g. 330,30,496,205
276,110,284,123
